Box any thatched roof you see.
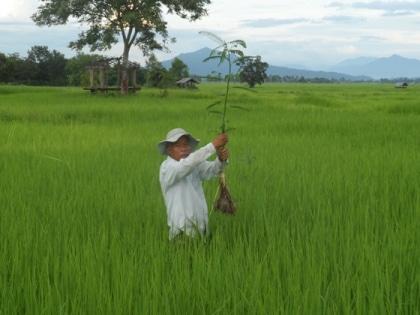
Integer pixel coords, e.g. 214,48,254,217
176,77,200,84
394,82,408,88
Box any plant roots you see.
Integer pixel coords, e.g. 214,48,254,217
214,172,236,214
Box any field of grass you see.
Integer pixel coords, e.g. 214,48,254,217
1,83,419,314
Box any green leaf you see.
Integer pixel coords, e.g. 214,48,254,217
206,101,222,110
230,105,250,112
208,110,223,116
202,55,222,63
199,31,224,45
232,86,257,93
219,51,228,65
209,47,223,57
228,39,247,48
229,50,245,58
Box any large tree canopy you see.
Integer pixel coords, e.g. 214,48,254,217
238,56,268,88
31,0,211,93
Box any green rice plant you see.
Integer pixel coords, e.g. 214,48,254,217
0,84,419,314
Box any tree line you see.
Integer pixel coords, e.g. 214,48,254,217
0,46,192,88
3,47,416,87
0,46,271,88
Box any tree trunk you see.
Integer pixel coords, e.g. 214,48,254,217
121,48,129,95
132,69,137,89
89,69,94,89
99,66,105,91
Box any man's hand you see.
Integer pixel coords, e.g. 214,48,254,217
217,147,229,161
212,133,228,149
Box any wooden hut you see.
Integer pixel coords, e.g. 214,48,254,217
84,57,141,93
175,77,200,88
394,82,408,88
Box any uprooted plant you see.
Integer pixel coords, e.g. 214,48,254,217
200,31,250,215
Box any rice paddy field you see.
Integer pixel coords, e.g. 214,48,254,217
1,83,419,314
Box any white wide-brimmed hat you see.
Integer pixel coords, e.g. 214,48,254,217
157,128,200,155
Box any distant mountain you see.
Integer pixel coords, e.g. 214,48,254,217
161,48,420,80
161,48,370,81
162,47,235,77
330,54,420,79
264,65,370,81
332,56,379,69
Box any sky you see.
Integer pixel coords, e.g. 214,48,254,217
1,0,420,70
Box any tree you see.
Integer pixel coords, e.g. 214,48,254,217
27,46,67,86
238,56,268,88
168,57,189,83
66,53,104,86
145,53,168,88
13,55,38,85
31,0,211,94
0,53,10,83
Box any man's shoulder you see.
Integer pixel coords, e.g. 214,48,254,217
160,157,173,169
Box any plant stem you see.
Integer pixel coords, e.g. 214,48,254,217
221,54,232,133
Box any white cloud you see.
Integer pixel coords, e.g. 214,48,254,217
336,45,357,54
0,0,38,21
241,18,309,28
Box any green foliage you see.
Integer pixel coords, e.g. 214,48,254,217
23,46,68,86
0,50,148,87
0,52,13,83
31,0,211,57
66,53,104,86
145,53,168,88
31,0,211,93
200,31,249,133
200,31,246,66
168,57,190,82
0,84,419,314
238,55,268,88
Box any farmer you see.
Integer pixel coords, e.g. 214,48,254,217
158,128,229,240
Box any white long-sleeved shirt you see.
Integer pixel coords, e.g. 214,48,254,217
159,143,225,239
